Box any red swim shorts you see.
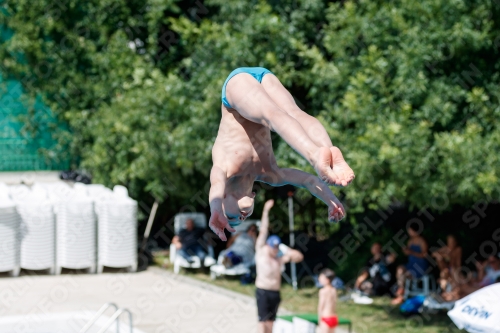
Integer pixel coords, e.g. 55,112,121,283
321,316,339,328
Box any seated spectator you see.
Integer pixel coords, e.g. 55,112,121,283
432,234,462,272
172,219,207,264
355,243,396,296
392,224,429,305
477,254,500,286
443,254,500,301
431,234,462,291
220,224,258,268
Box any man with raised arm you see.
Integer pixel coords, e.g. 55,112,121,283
254,199,304,333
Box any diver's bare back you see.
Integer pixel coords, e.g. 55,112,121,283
212,104,276,178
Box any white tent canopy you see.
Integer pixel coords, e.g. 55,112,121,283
448,283,500,333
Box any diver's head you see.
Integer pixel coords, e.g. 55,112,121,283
222,191,255,227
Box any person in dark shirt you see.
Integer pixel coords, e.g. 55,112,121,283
355,243,396,296
172,219,207,263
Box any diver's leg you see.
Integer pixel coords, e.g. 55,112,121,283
261,74,333,148
225,73,353,186
261,74,354,186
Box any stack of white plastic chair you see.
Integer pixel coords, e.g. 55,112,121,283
46,182,97,275
8,184,30,201
94,185,137,273
86,184,110,198
11,185,56,274
0,183,21,277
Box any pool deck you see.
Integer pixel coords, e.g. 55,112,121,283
0,267,351,333
0,267,263,333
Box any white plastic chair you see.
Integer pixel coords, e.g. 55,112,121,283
13,188,57,274
170,213,216,274
210,220,259,279
73,182,89,197
113,185,129,199
86,184,111,199
95,189,138,273
36,182,74,203
0,182,10,198
54,192,97,275
8,184,30,201
404,274,437,299
0,197,21,277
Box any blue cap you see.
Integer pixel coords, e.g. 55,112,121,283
267,235,281,247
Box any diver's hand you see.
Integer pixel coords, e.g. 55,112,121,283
209,210,235,241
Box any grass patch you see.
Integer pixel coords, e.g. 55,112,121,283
152,254,461,333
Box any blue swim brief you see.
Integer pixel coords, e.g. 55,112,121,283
221,67,274,108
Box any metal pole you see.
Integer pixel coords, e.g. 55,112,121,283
288,194,297,290
95,308,133,333
140,200,159,253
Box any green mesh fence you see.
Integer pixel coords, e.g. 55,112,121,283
0,23,70,172
0,77,70,172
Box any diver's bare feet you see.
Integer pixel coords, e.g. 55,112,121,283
391,295,404,305
313,147,355,186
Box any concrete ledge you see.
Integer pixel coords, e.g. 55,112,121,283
0,171,62,185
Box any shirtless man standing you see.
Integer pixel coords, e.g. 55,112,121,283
255,199,304,333
209,67,354,239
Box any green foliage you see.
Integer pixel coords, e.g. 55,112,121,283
309,0,500,213
1,0,499,229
